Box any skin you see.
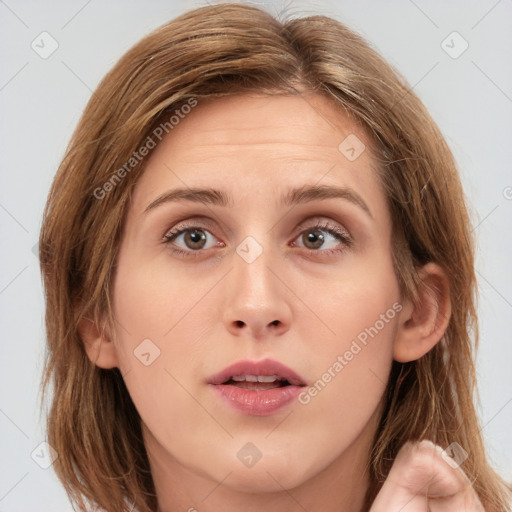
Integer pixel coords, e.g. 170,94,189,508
81,93,482,511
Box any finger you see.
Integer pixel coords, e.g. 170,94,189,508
406,441,484,512
370,440,485,512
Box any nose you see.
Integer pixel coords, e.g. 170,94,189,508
222,241,292,341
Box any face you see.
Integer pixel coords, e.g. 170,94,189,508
109,93,403,495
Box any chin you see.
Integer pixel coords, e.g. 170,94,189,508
225,468,307,493
206,451,317,493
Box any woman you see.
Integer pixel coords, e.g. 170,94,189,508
39,3,512,511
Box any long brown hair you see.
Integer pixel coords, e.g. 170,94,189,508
39,3,512,511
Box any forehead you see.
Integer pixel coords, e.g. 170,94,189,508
129,93,384,215
149,93,368,155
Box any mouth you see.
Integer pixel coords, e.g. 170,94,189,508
207,358,307,388
207,358,307,416
221,374,294,390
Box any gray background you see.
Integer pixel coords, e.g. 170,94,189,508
1,0,511,510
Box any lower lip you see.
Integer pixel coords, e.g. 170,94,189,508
211,384,303,416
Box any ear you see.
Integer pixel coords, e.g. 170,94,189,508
76,307,119,369
393,262,451,363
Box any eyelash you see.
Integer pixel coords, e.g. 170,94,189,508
162,220,353,259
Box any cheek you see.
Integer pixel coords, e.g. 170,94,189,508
294,301,397,480
111,249,210,358
298,245,400,360
295,250,400,425
302,319,396,416
109,250,215,424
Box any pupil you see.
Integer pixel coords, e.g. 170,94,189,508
186,229,206,249
305,229,324,249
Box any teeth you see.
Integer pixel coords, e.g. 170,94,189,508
231,374,281,383
257,375,280,383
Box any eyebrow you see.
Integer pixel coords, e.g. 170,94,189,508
143,184,372,218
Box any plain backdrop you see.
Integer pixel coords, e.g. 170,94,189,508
1,0,511,510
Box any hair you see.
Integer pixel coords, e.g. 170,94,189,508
39,3,512,511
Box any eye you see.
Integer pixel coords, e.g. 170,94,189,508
163,225,221,257
162,219,352,258
292,221,352,255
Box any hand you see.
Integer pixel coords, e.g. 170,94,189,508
369,439,485,511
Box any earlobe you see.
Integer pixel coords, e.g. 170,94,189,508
393,263,451,363
77,310,119,369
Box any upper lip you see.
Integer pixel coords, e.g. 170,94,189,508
207,358,307,386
